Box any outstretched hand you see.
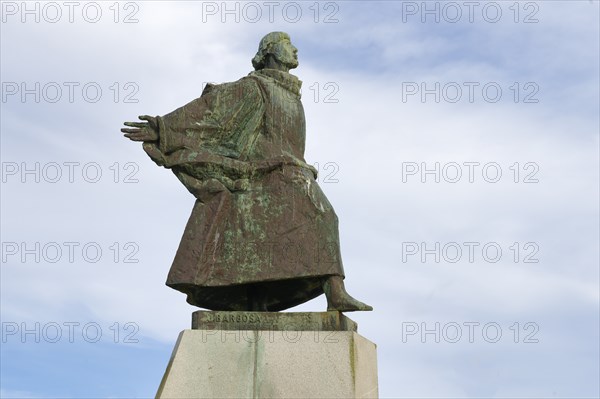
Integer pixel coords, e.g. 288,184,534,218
121,115,159,142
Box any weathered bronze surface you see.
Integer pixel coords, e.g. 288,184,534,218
122,32,371,312
192,311,358,332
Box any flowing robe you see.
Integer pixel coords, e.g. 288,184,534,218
143,69,344,311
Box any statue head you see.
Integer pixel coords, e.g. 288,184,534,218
252,31,299,71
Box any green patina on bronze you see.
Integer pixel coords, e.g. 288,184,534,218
122,32,372,313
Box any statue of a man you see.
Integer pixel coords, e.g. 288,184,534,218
121,32,371,312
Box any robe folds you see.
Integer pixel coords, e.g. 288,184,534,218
143,68,345,311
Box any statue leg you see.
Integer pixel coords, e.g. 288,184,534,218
323,275,373,312
247,283,269,311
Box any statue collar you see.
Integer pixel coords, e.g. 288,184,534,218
250,69,302,97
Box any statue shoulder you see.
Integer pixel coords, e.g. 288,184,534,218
201,82,216,96
203,76,261,93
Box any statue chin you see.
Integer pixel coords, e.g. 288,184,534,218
277,55,298,70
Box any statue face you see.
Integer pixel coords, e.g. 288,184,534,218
271,37,299,69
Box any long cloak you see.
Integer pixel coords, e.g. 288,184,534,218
142,69,344,311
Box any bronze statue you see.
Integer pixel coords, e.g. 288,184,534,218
121,32,371,312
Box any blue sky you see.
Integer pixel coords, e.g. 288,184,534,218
1,1,599,398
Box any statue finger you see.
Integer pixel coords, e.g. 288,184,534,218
124,133,145,142
124,121,148,128
139,115,158,130
121,128,143,133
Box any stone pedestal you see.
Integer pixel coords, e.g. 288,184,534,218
156,312,378,398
